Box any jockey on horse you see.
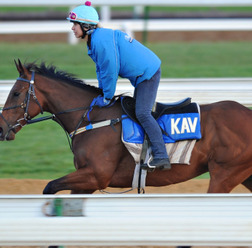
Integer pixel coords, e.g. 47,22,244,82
67,1,171,170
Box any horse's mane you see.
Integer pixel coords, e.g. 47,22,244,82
24,62,102,94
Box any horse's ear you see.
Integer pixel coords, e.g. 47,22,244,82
14,58,24,75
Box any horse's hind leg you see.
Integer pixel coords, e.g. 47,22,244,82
207,165,234,193
241,175,252,192
207,177,233,193
208,172,250,193
208,160,252,193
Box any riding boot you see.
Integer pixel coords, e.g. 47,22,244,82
149,157,171,170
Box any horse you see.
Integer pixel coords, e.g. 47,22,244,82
1,59,252,195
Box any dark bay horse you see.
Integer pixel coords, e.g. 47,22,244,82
1,60,252,194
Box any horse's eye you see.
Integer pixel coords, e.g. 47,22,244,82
13,92,20,97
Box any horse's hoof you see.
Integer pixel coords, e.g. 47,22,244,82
43,181,55,194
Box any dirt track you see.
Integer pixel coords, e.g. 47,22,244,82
0,178,250,194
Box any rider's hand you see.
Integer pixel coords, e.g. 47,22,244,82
93,95,111,108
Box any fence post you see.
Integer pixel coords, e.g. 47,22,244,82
100,5,111,22
142,6,150,44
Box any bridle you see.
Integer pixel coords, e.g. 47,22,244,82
0,70,92,140
0,70,121,150
0,71,43,136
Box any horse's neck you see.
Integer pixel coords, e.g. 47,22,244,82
42,79,93,111
39,78,96,131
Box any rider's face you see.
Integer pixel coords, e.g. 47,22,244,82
71,22,83,38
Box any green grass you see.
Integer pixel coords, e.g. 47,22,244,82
1,41,252,79
0,120,75,179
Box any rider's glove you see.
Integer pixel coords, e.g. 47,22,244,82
93,95,111,108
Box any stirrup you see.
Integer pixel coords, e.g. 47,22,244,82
141,158,171,171
141,158,156,172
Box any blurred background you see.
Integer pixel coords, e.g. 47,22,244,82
0,0,252,78
0,0,252,180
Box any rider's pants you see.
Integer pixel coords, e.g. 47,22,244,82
134,68,168,159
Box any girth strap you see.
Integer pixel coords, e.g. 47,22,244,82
69,118,121,138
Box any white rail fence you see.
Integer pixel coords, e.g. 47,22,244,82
1,78,252,107
1,0,252,44
1,19,252,45
0,194,252,246
1,0,252,6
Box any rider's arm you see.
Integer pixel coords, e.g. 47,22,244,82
94,31,119,100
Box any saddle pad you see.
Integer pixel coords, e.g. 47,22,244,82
157,112,201,143
122,103,201,144
131,140,196,191
122,134,196,165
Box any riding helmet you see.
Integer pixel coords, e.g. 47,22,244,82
67,1,99,25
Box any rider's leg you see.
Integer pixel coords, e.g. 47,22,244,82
135,68,171,170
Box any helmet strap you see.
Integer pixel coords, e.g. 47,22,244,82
87,35,91,49
79,23,87,39
79,23,96,39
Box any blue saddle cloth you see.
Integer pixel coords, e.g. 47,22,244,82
122,103,201,144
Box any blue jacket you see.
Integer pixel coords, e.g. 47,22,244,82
87,28,161,100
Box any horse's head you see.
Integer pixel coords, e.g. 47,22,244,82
0,59,44,141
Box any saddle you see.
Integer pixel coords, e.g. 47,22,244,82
122,96,194,123
121,96,201,144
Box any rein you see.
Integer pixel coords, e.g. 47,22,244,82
1,71,121,151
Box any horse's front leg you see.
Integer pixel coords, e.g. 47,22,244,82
43,167,102,194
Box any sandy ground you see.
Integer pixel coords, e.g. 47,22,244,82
0,178,250,195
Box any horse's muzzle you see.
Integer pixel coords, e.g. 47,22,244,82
0,126,5,141
0,126,15,141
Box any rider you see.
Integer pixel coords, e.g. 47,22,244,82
67,1,171,170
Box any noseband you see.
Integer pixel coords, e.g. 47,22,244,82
0,71,43,135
